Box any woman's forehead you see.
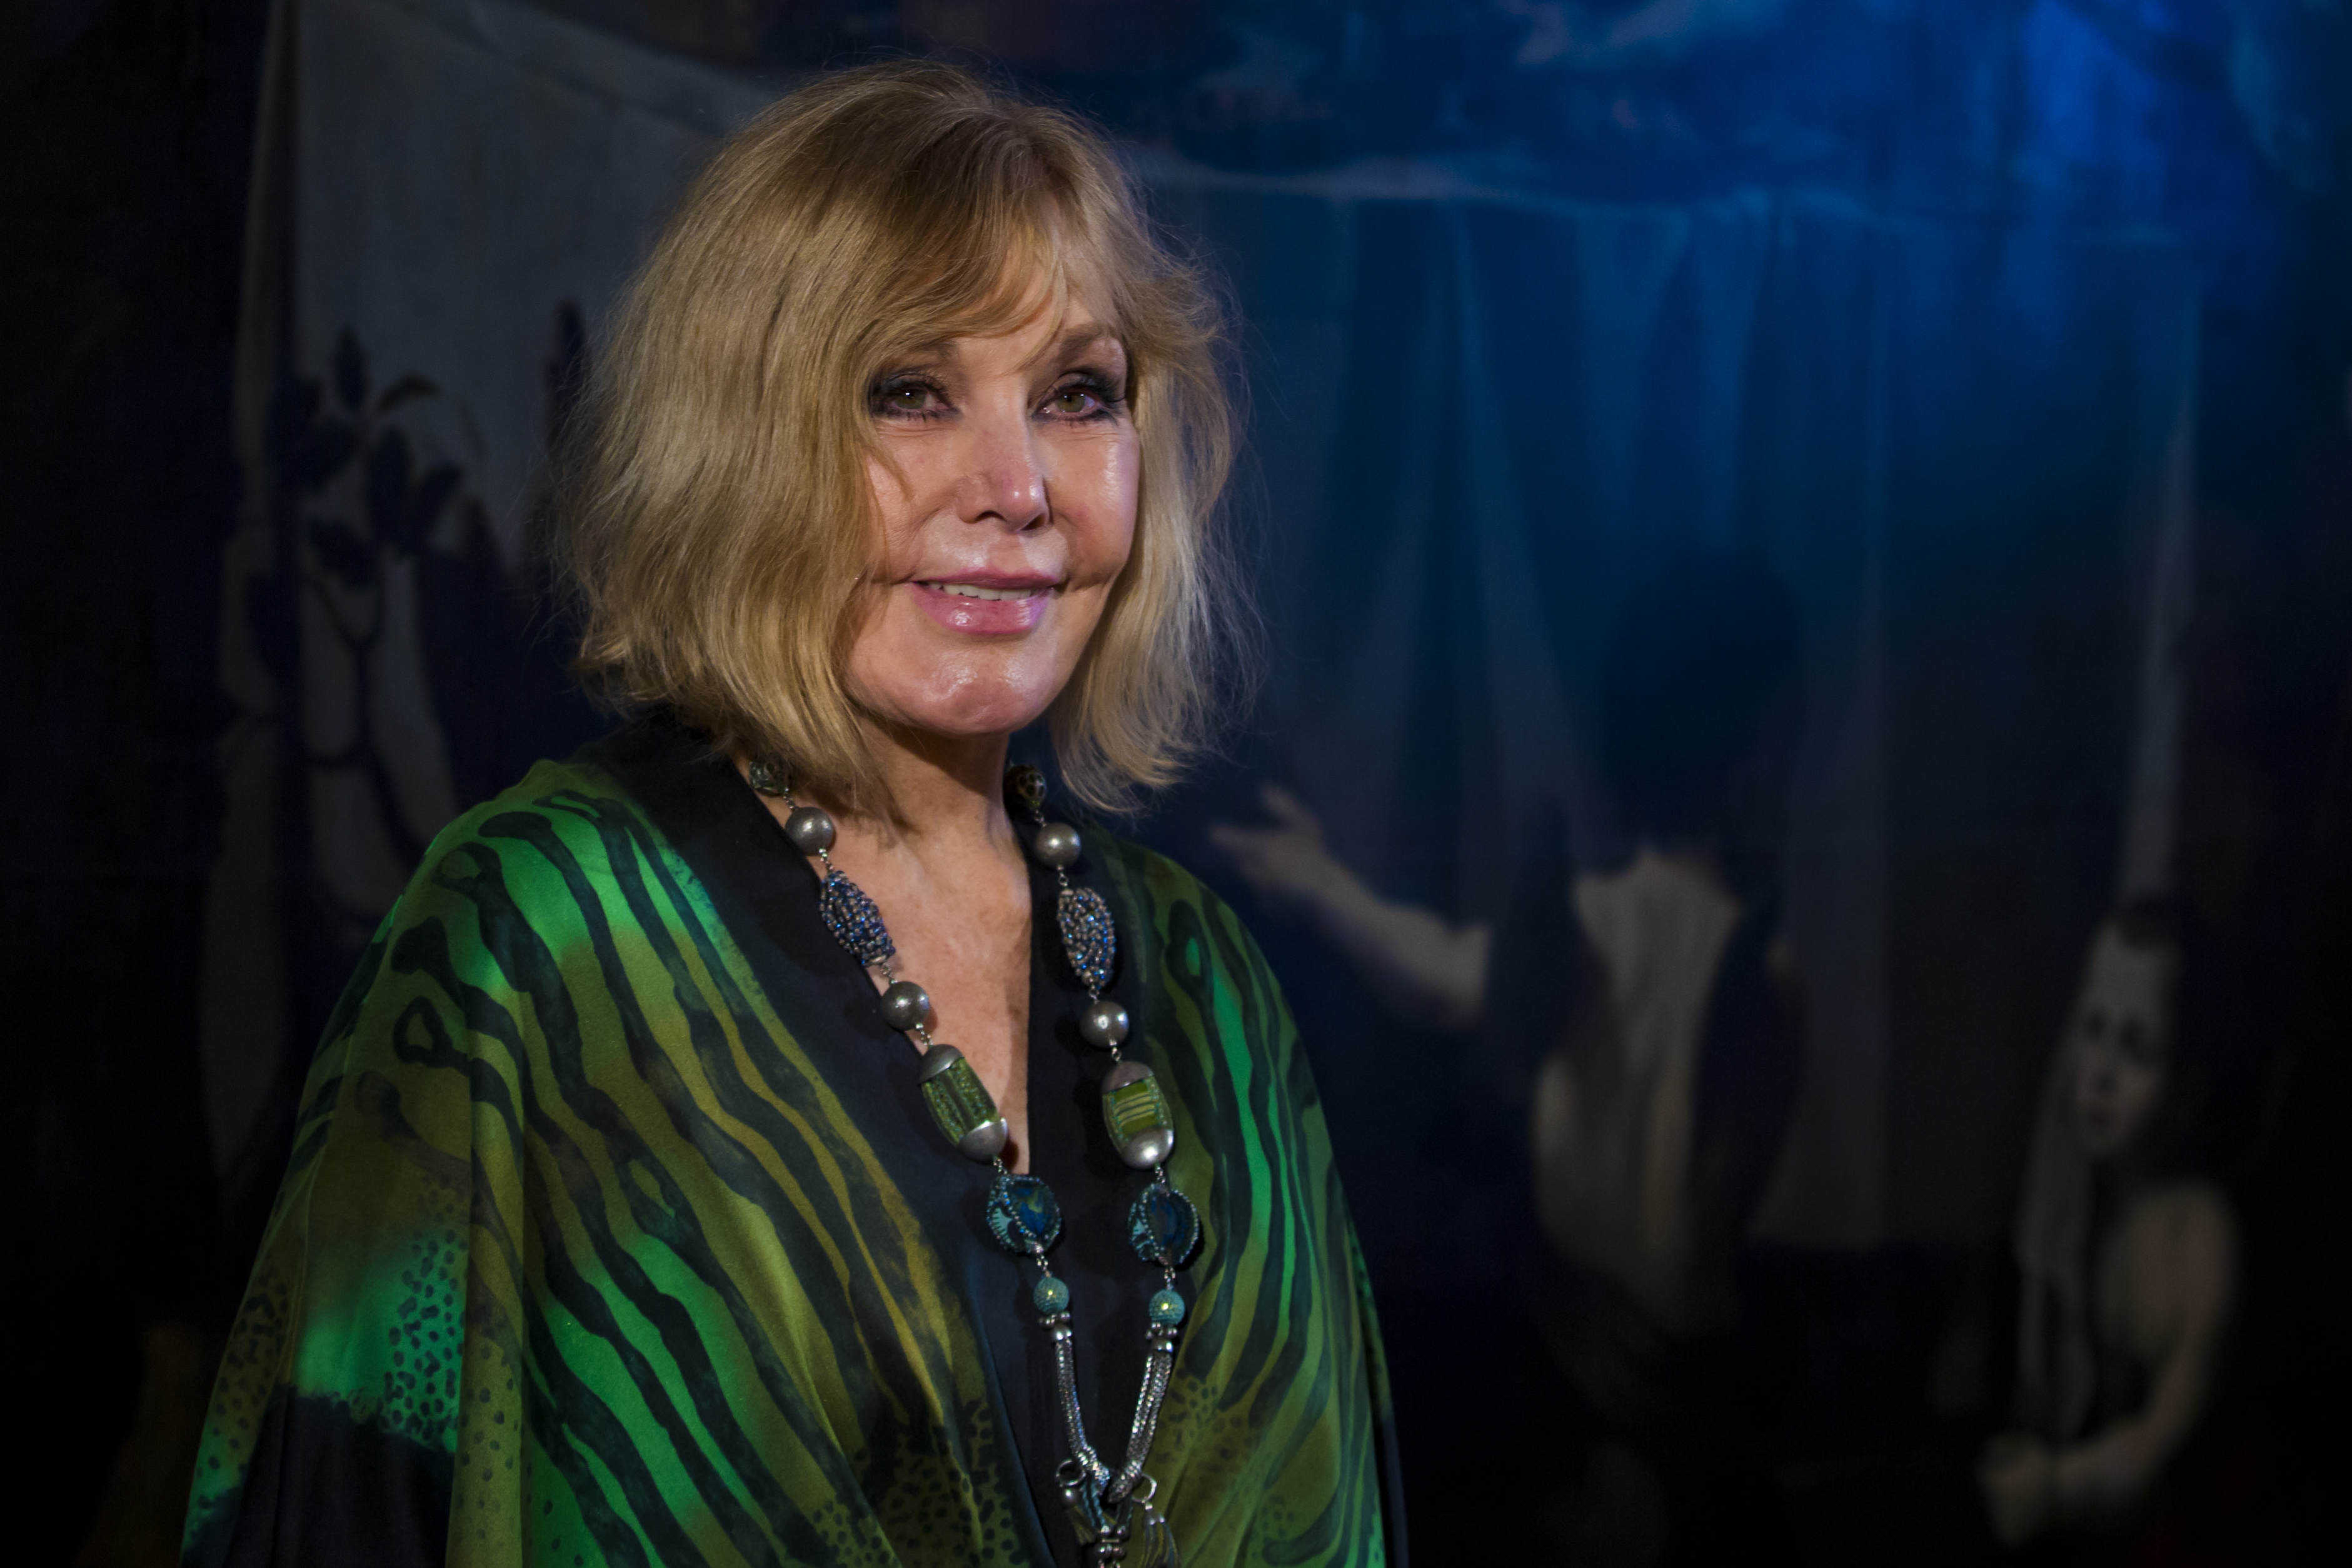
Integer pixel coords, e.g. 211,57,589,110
888,278,1127,365
890,218,1120,339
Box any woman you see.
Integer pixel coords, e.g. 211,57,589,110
1984,898,2236,1549
184,63,1399,1568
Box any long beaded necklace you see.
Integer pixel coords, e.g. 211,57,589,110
748,760,1201,1568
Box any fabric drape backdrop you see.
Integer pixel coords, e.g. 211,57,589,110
1147,175,2196,1264
202,0,2198,1300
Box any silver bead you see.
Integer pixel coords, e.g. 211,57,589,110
784,806,835,853
880,980,930,1032
1033,822,1082,868
1118,1126,1176,1170
1077,998,1130,1048
957,1118,1010,1162
1103,1058,1153,1092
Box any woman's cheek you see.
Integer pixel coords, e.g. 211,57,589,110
1058,431,1140,580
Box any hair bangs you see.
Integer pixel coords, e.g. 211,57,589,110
867,142,1106,367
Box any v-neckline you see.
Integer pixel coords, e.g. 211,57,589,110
583,718,1152,1565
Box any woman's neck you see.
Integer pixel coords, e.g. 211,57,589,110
2092,1146,2164,1214
766,724,1039,1168
840,724,1022,862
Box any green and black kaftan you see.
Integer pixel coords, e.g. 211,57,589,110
183,723,1402,1567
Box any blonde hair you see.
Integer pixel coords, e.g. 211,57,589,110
554,60,1240,813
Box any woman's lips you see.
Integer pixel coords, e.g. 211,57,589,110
909,578,1055,635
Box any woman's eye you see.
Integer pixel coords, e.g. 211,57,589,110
1042,376,1122,420
872,379,946,416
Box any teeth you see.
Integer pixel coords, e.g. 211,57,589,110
928,581,1043,601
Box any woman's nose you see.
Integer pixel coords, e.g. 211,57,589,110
956,410,1048,530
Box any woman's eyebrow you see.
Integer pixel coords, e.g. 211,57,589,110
1056,324,1123,357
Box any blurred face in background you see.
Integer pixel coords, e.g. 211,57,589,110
2071,925,2176,1163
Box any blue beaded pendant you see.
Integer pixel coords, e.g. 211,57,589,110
1033,1275,1070,1315
1128,1183,1200,1267
1148,1288,1186,1327
818,872,895,967
985,1172,1063,1256
1057,886,1117,993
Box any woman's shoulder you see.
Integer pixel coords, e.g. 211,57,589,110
376,750,676,956
2112,1179,2238,1312
439,751,635,832
423,749,643,859
1087,830,1300,1061
2129,1178,2237,1255
1090,831,1267,960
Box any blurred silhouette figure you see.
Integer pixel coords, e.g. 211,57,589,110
1215,546,1806,1562
1984,898,2237,1549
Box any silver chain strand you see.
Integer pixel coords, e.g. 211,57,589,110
1050,1317,1108,1485
1012,786,1182,1565
770,769,1182,1568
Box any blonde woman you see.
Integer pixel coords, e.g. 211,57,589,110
185,63,1399,1568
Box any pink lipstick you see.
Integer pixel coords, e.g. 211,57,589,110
908,572,1057,635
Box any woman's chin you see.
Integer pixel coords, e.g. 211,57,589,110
869,686,1060,743
853,649,1079,745
904,708,1050,741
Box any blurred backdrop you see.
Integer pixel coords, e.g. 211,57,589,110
6,1,2351,1563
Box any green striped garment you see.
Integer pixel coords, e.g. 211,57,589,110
184,726,1402,1566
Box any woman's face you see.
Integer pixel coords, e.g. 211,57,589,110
843,278,1140,745
2070,927,2174,1163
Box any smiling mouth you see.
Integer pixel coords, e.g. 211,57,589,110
920,581,1053,601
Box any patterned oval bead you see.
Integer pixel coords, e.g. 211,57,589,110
1128,1183,1201,1268
917,1045,1007,1162
1033,1275,1070,1315
818,872,895,967
985,1171,1063,1256
1101,1060,1175,1170
1057,886,1117,993
1148,1288,1186,1327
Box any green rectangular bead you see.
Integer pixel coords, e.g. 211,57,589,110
1103,1073,1172,1147
923,1055,1000,1143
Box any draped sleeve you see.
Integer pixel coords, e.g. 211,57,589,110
184,775,564,1565
1095,843,1409,1568
183,762,1032,1568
